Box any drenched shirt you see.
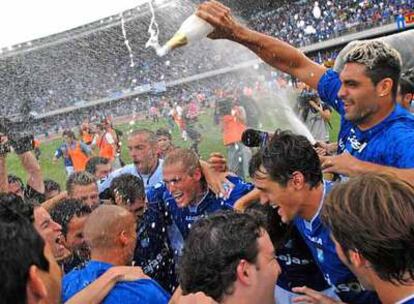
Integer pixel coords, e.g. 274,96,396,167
62,260,170,304
318,69,414,168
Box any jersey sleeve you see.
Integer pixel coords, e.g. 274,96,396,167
317,69,345,115
225,176,254,208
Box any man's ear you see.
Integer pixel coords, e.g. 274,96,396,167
290,171,305,190
376,78,393,98
26,265,47,302
119,230,129,246
192,167,203,182
403,93,413,109
236,260,254,286
349,250,368,268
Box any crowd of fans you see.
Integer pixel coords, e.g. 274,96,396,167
250,0,414,47
2,1,414,304
2,0,411,123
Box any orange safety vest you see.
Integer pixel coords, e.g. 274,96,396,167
98,133,115,161
221,115,246,146
67,142,89,172
82,131,94,145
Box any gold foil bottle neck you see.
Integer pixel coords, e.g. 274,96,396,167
166,32,188,50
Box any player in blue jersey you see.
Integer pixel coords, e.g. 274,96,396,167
179,211,281,304
251,130,379,303
321,174,414,304
109,173,177,293
146,148,254,258
62,205,170,304
246,154,339,304
196,1,414,184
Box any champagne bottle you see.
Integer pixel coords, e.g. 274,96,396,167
157,14,214,57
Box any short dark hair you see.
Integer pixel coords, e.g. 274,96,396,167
156,128,172,140
8,174,24,188
66,171,96,195
85,157,110,175
50,199,92,237
109,174,145,205
0,204,49,304
0,193,34,223
261,130,322,188
400,68,414,95
321,173,414,285
344,40,402,98
179,211,265,302
44,179,61,194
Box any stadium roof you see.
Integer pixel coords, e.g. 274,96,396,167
0,0,146,49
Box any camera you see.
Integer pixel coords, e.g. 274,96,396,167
241,129,269,148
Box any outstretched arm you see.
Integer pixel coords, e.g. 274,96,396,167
196,0,326,89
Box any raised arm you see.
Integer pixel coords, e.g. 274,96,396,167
196,0,326,89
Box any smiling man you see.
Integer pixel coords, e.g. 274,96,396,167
147,148,253,259
196,1,414,183
251,130,379,303
321,174,414,304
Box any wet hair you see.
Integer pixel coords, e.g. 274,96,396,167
0,204,49,304
260,130,322,189
344,40,402,98
128,128,157,145
245,202,290,249
44,179,61,195
321,173,414,285
0,193,35,223
179,211,265,302
400,68,414,95
66,171,97,196
50,199,92,237
163,148,200,175
109,174,145,206
8,174,24,189
85,157,110,176
156,128,172,140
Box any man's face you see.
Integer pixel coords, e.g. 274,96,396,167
127,134,157,174
338,63,382,127
163,163,202,208
253,167,300,223
34,207,66,259
396,86,413,110
332,237,374,291
37,243,62,304
94,163,112,180
70,183,99,209
249,230,281,304
8,181,24,198
127,197,146,223
64,215,88,252
63,135,72,145
157,136,172,152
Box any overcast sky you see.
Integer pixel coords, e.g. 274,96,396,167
0,0,146,49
